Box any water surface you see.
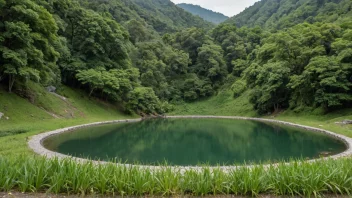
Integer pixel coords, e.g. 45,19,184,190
44,118,346,165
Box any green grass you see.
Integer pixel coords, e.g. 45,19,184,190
273,110,352,138
0,84,135,156
171,89,257,117
1,156,352,197
171,89,352,138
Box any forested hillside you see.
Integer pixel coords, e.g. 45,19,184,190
0,0,351,117
177,3,229,24
82,0,213,34
227,0,352,30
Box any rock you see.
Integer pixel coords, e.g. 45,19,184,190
5,117,9,120
342,120,352,125
46,86,56,93
335,120,352,125
0,112,3,119
319,151,331,156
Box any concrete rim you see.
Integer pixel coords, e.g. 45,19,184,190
28,116,352,171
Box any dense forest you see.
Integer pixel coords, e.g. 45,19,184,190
226,0,352,30
0,0,351,115
177,3,229,24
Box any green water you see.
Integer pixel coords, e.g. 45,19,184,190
44,118,346,166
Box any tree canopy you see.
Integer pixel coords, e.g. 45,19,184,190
0,0,351,115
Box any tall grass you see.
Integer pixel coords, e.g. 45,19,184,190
1,156,352,197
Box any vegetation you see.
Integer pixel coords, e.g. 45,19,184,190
0,0,212,115
0,0,352,196
226,0,352,30
0,83,134,156
1,0,351,116
177,3,229,24
2,156,352,197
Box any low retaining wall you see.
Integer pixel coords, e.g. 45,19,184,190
28,116,352,171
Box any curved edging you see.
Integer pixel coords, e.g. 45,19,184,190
28,116,352,171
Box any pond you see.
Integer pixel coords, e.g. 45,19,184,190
43,118,347,166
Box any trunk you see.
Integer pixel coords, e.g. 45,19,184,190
89,88,95,97
8,74,15,93
274,103,279,112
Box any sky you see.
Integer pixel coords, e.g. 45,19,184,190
170,0,260,17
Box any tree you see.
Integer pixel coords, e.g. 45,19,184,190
76,69,104,97
247,62,291,113
126,87,165,115
289,56,352,110
195,41,228,86
0,0,60,92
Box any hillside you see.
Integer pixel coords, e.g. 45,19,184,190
0,84,135,156
82,0,213,33
177,3,229,24
1,0,351,118
227,0,352,29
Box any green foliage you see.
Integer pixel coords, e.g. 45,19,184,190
227,0,352,30
1,0,352,116
231,79,246,98
82,0,212,34
76,68,140,103
289,56,352,109
182,74,213,101
195,41,228,86
212,24,264,73
126,87,168,115
242,22,352,114
0,0,60,92
2,156,352,196
177,3,229,24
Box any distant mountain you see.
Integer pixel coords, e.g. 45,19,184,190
177,3,229,24
226,0,352,29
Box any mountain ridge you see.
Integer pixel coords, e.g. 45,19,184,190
177,3,229,24
226,0,352,29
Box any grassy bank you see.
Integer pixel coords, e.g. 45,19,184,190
0,85,135,156
171,89,352,138
1,156,352,197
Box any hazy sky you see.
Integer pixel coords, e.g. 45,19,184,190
170,0,260,17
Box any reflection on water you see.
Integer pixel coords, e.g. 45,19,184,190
44,118,346,166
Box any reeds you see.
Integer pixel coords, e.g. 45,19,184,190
1,156,352,197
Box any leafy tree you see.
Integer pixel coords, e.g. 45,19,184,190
195,42,228,86
76,69,104,97
126,87,166,115
246,62,291,113
182,74,213,101
289,56,352,110
0,0,60,92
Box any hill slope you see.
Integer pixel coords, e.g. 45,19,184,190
83,0,213,33
226,0,352,29
0,84,135,156
177,3,229,24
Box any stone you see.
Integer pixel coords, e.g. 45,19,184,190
46,86,56,93
342,120,352,125
5,117,9,120
0,112,3,119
